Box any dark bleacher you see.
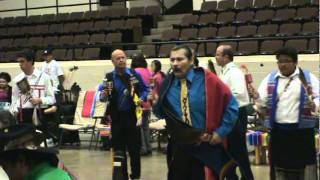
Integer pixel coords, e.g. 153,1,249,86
0,1,318,61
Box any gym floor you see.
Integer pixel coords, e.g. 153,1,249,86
58,149,270,180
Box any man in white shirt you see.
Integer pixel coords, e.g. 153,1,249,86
215,45,254,180
41,48,64,105
11,50,55,124
257,46,319,180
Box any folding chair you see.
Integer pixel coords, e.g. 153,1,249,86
58,90,108,149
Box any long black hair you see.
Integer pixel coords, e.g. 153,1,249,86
131,52,147,69
152,60,165,77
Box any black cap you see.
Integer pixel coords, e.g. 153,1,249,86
0,124,58,155
43,48,53,55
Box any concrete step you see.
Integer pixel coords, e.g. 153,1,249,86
157,20,181,28
150,27,172,35
143,34,162,42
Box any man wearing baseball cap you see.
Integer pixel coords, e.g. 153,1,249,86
41,48,65,105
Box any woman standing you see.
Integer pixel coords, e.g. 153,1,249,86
131,53,153,155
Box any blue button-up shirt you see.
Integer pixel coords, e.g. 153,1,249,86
165,69,238,137
110,68,149,111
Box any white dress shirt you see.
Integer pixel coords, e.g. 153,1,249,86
11,68,55,113
219,62,250,107
41,59,64,92
258,67,319,124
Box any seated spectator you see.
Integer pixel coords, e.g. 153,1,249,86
0,72,12,110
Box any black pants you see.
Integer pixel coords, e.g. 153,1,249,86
226,106,254,180
111,109,141,179
18,108,57,140
168,143,205,180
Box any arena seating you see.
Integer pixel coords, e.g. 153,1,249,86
0,1,318,61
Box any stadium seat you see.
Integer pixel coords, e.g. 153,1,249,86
83,11,100,20
217,26,236,38
233,11,255,24
301,22,318,35
63,22,79,33
198,13,217,25
308,38,318,53
277,23,301,36
41,14,56,23
68,12,84,21
253,0,271,9
216,11,235,24
26,15,42,25
65,49,73,60
99,10,111,20
89,34,106,44
180,15,198,27
1,17,14,26
235,0,253,10
236,41,258,55
82,48,100,60
137,44,156,58
159,44,175,57
235,25,257,37
108,19,126,30
52,49,67,60
206,42,218,56
58,35,74,46
35,49,43,61
197,43,206,56
200,1,217,12
285,39,308,53
272,9,296,22
0,39,13,49
179,28,198,40
255,24,278,37
43,36,59,46
73,34,90,45
92,20,109,32
162,29,180,41
7,27,20,36
56,13,69,23
109,8,128,18
182,43,197,52
26,37,43,47
253,9,275,24
125,18,142,28
10,38,28,48
49,24,64,34
34,25,49,35
78,21,94,33
0,27,6,36
198,27,217,39
290,0,311,7
271,0,291,8
13,16,27,26
217,0,235,11
74,48,84,60
105,32,122,43
294,7,318,21
260,40,283,54
20,26,35,35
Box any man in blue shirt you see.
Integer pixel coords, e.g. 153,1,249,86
153,45,239,180
100,49,148,180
